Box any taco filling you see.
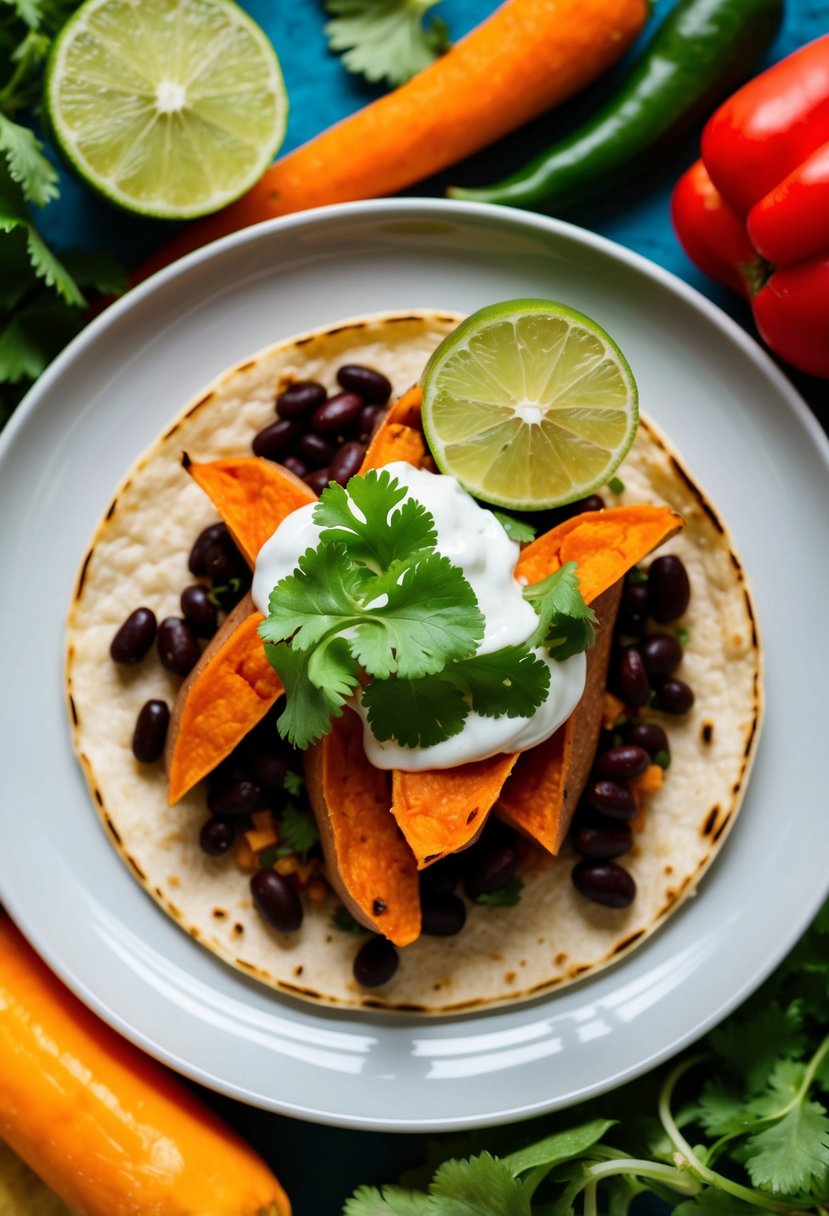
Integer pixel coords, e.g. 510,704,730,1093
65,308,761,1013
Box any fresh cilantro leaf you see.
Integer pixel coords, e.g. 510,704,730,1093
743,1102,829,1196
8,0,44,27
283,770,303,798
0,163,84,305
324,0,449,88
501,1121,616,1177
710,1003,805,1094
277,803,320,859
314,469,436,570
343,1185,432,1215
430,1153,532,1215
362,673,467,748
493,511,537,544
524,561,596,661
0,112,58,206
695,1081,752,1136
60,248,128,296
608,476,625,494
672,1192,757,1216
453,646,549,719
260,542,370,649
474,876,523,908
0,312,43,381
350,552,482,679
264,639,354,748
331,905,369,935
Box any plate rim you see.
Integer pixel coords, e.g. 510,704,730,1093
1,197,828,1131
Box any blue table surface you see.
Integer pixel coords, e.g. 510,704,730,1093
39,1,828,1211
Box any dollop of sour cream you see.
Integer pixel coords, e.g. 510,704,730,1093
252,463,586,771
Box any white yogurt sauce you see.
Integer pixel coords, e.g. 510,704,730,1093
252,462,586,770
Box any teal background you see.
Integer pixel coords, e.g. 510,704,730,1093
41,1,828,1210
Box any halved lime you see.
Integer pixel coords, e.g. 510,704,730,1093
421,299,638,510
45,0,287,219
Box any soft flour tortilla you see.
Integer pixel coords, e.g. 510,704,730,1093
66,310,762,1014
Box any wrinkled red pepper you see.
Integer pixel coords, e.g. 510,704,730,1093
672,35,829,378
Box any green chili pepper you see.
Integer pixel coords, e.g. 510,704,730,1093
448,0,783,213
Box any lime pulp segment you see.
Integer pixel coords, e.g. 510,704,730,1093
421,301,638,510
45,0,287,218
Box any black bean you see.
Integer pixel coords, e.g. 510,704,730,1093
594,745,650,781
569,493,605,516
252,750,289,791
616,647,650,708
573,824,633,860
641,633,683,676
202,533,246,582
156,617,200,676
353,935,399,987
132,699,169,762
654,677,695,715
618,582,649,637
110,607,157,664
252,418,302,461
311,392,364,436
304,468,332,496
251,869,303,933
189,523,229,576
210,569,251,612
419,856,460,899
276,380,326,419
358,404,385,440
624,721,669,760
463,844,520,900
208,778,264,817
585,780,638,821
337,364,392,404
199,817,235,857
572,860,636,908
282,455,311,480
180,585,218,637
329,441,365,487
421,894,467,937
648,555,690,623
296,432,336,468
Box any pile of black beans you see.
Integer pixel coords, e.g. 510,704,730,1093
569,552,694,909
252,364,393,494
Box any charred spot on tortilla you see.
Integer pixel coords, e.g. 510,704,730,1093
702,722,714,744
184,391,215,419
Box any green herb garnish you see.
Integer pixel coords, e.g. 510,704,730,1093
276,803,320,860
627,566,648,586
493,511,537,544
607,475,625,494
474,876,523,909
654,748,671,769
260,471,593,750
282,770,304,798
331,905,369,935
323,0,449,87
676,625,690,645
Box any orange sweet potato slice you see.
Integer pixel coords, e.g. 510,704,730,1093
166,594,283,805
183,454,315,565
303,712,421,946
390,505,683,865
360,386,427,471
391,753,519,870
497,581,622,854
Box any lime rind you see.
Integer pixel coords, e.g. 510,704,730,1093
421,299,638,511
44,0,287,220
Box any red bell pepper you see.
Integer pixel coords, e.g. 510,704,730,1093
671,35,829,378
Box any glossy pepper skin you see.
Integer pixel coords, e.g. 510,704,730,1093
672,35,829,378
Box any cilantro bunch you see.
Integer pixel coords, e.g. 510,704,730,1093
0,1,125,427
259,469,595,750
343,900,829,1215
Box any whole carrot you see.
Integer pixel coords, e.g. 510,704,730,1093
138,0,648,279
0,913,290,1216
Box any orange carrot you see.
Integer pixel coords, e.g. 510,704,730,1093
137,0,648,279
183,454,315,566
0,914,290,1216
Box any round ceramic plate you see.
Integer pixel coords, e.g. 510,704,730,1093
0,200,826,1131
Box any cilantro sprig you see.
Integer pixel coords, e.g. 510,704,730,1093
260,470,594,751
324,0,450,88
343,900,829,1215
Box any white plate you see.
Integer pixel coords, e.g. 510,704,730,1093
1,200,827,1131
